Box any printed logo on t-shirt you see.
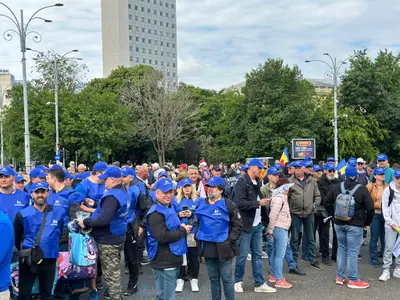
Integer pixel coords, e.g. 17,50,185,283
50,219,58,226
213,209,221,216
14,200,25,207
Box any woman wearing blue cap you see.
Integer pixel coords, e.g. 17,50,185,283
195,176,242,300
173,178,201,293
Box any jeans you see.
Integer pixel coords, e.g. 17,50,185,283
270,227,288,281
205,258,234,300
335,225,363,281
383,227,400,269
267,233,296,270
369,213,385,265
234,224,264,286
152,268,179,300
290,215,316,263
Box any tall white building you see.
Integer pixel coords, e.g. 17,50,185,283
101,0,178,80
0,70,15,107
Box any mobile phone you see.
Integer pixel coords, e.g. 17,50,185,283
182,206,188,211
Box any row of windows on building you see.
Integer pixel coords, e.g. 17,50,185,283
129,15,175,28
130,6,175,18
129,1,175,10
130,36,175,48
131,56,176,74
129,25,176,38
130,45,176,61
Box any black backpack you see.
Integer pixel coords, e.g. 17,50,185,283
381,186,395,220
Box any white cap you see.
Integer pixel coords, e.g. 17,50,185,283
357,158,365,163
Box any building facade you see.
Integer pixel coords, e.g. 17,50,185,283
0,70,15,107
101,0,178,81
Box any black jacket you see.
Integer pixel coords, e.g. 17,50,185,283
317,174,341,209
324,179,375,227
196,199,243,262
147,205,187,269
233,173,267,232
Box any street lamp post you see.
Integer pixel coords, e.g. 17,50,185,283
27,49,80,163
0,2,64,172
305,53,349,163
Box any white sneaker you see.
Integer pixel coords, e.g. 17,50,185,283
190,279,199,292
379,269,391,282
234,282,243,293
175,279,184,292
393,268,400,279
254,282,277,293
262,251,268,259
247,254,252,261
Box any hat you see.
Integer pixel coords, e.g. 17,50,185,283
205,176,225,187
177,178,192,189
373,167,385,175
377,153,388,161
273,163,283,170
157,171,169,179
29,168,47,179
293,160,306,168
304,155,312,161
0,166,15,176
121,167,135,177
213,165,222,172
199,159,207,167
30,182,49,192
64,171,75,180
155,177,174,192
327,157,336,162
49,164,63,171
93,161,108,172
248,158,266,169
313,165,322,172
36,165,49,171
357,158,365,164
98,166,122,180
179,164,187,169
324,162,336,171
394,169,400,178
347,157,357,167
75,173,86,180
15,173,26,183
241,164,249,171
288,162,295,168
267,167,279,175
345,166,358,178
304,161,313,168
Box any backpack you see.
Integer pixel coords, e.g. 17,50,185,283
334,182,361,221
381,186,395,220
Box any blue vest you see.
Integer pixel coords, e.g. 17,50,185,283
195,198,230,243
20,205,66,258
146,203,187,261
172,196,200,234
149,190,156,203
0,189,30,223
81,179,105,202
126,185,140,223
0,211,13,292
92,187,129,235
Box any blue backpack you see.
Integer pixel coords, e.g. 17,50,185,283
334,182,361,221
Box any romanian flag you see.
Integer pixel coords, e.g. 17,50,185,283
280,147,290,167
336,159,347,174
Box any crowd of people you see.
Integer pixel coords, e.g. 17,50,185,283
0,154,399,300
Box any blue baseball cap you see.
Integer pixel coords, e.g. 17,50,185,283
241,164,249,171
267,167,279,175
64,171,75,180
294,160,306,168
205,176,225,187
248,158,266,169
345,166,358,178
75,173,86,180
304,155,312,161
177,178,192,189
288,162,295,168
313,165,322,172
155,177,174,192
15,173,26,183
49,164,63,171
327,157,336,162
324,162,336,171
29,168,47,179
377,153,388,161
304,160,313,168
157,171,169,179
36,165,49,171
93,162,108,172
30,182,49,192
121,167,135,177
273,163,283,170
0,166,16,176
348,157,357,167
394,169,400,178
98,166,122,180
373,167,385,175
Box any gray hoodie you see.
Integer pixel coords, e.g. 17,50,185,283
382,182,400,229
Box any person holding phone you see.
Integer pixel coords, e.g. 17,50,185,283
173,178,201,293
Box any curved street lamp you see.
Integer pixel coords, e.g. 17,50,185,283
0,2,64,172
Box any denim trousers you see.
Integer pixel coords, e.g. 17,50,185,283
369,213,385,265
234,224,264,286
267,231,296,270
205,258,235,300
335,225,363,281
269,227,289,281
152,268,179,300
290,214,316,263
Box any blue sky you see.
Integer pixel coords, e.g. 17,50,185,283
1,0,400,90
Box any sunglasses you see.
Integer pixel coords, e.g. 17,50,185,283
358,163,364,165
327,170,335,173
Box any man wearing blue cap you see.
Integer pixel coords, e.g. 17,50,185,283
371,153,394,184
14,182,66,300
0,166,30,223
78,166,129,300
25,168,47,193
233,158,276,293
14,173,27,191
146,178,191,300
288,160,323,270
313,165,322,181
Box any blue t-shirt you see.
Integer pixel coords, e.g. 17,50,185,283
0,211,14,292
0,189,30,223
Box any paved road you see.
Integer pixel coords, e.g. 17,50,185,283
95,243,399,300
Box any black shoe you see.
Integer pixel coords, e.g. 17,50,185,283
289,267,306,276
124,284,138,296
310,261,324,270
104,288,110,300
140,258,150,265
322,257,332,266
96,280,104,290
358,254,362,260
331,256,337,262
378,251,383,258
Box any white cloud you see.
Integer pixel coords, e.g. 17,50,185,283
1,0,400,90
